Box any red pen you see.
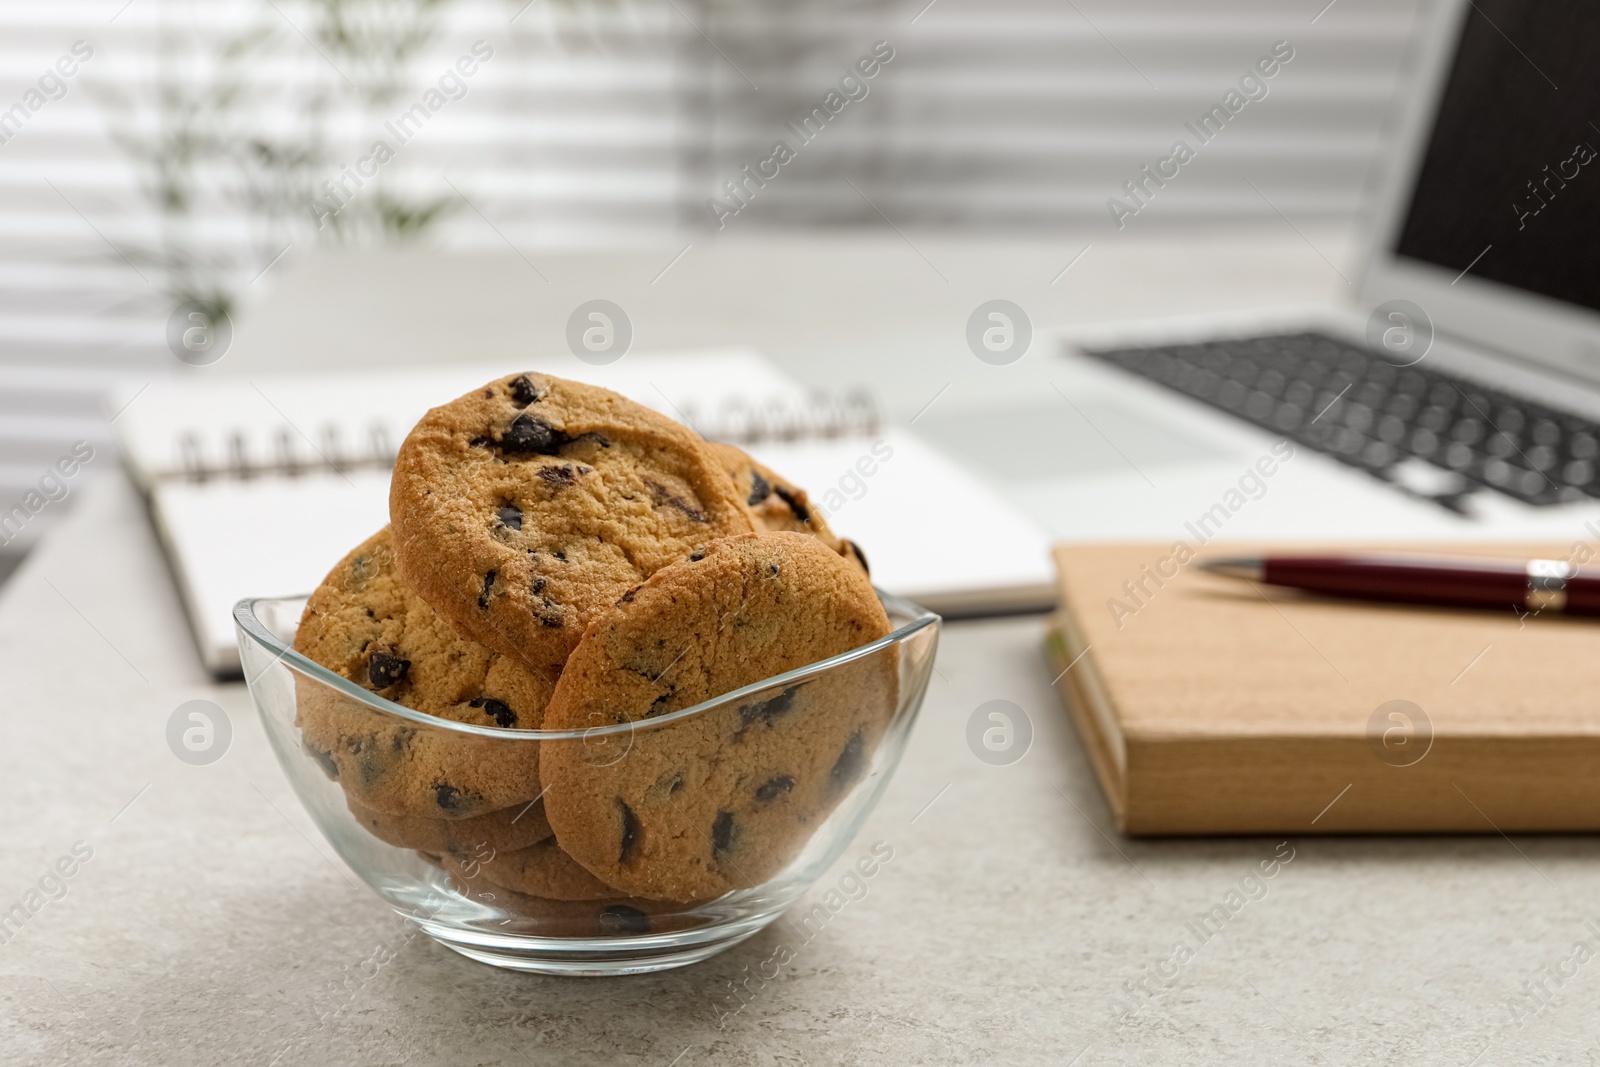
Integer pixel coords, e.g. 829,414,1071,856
1197,553,1600,616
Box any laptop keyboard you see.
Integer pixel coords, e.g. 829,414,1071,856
1082,331,1600,508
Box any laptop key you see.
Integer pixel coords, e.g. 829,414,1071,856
1081,330,1597,509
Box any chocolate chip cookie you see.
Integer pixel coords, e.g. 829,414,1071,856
388,373,756,674
444,866,688,937
442,837,619,901
708,442,870,575
540,532,898,902
294,527,551,820
346,795,553,854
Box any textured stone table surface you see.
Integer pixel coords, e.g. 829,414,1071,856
4,471,1600,1066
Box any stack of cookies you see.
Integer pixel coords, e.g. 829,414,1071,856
293,372,897,915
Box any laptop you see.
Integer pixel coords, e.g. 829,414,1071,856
1036,0,1600,545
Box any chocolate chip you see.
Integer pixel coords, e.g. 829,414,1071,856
712,811,736,857
645,479,708,523
829,731,866,791
648,688,675,716
618,801,639,864
772,484,811,525
532,576,547,594
435,783,464,812
767,563,779,577
498,413,562,454
479,570,496,609
739,685,800,730
615,583,640,605
352,738,388,786
552,549,567,562
599,905,650,935
509,374,542,405
469,697,517,728
540,615,564,629
755,776,794,802
302,739,339,780
747,470,772,506
347,554,375,587
688,550,705,562
842,539,870,576
366,649,411,690
496,504,522,531
537,463,576,488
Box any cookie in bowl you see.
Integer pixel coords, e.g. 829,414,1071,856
540,532,898,902
345,795,554,854
293,527,552,820
388,373,755,674
708,441,870,576
441,837,620,902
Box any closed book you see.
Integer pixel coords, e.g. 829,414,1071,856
1046,542,1600,834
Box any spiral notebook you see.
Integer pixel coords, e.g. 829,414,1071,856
112,349,1054,675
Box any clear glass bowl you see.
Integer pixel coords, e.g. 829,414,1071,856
235,591,939,976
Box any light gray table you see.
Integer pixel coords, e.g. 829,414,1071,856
4,236,1599,1065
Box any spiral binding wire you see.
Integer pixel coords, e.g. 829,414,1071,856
177,420,400,482
172,392,880,482
681,390,881,445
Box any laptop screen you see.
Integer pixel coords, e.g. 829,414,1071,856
1393,0,1600,314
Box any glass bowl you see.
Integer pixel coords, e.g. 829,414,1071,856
234,590,939,976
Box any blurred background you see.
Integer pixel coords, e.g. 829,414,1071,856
0,0,1428,579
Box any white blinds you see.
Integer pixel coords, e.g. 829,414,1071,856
0,0,691,545
697,0,1427,227
0,0,1426,547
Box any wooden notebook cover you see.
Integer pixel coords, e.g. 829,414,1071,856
1047,542,1600,835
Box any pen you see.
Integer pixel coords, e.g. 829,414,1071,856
1196,553,1600,616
